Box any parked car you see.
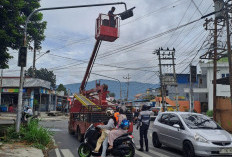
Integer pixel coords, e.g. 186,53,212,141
152,112,232,157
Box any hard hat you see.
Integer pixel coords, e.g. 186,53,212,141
106,108,114,117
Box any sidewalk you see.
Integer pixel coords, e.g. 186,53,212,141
0,143,44,157
0,112,69,121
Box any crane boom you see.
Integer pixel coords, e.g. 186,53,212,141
80,40,102,93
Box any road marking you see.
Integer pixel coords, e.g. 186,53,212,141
135,150,152,157
50,128,63,132
55,148,61,157
150,133,152,137
61,149,74,157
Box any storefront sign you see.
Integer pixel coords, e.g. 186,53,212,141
1,88,26,93
40,88,50,94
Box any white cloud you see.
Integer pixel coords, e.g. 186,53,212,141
6,0,214,86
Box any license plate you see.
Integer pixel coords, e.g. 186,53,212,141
220,148,232,154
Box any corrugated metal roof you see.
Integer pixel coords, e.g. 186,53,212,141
2,77,51,89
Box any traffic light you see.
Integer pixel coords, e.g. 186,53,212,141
119,7,135,20
18,46,27,67
190,66,197,83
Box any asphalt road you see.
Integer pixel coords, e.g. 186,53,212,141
40,119,184,157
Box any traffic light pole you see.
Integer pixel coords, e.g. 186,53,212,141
16,2,131,132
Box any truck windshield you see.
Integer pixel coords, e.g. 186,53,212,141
180,114,221,130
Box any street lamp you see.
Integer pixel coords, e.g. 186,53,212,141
35,50,50,61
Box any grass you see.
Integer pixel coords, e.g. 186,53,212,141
4,119,54,150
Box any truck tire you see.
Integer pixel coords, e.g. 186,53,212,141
68,126,75,135
77,127,84,142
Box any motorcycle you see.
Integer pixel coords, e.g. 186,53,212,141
78,124,135,157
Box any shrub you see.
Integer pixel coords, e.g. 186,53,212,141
5,119,53,149
206,110,213,117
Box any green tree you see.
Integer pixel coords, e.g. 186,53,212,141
26,67,56,89
0,0,46,69
56,84,67,95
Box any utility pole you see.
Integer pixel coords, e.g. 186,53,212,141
154,47,177,112
123,74,131,100
213,18,218,120
225,1,232,104
189,64,193,112
32,42,36,78
0,69,3,106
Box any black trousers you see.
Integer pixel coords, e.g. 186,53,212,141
139,124,149,149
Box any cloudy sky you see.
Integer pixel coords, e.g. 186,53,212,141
5,0,215,86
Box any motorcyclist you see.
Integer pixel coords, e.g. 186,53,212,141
93,108,117,153
108,108,128,149
22,106,33,122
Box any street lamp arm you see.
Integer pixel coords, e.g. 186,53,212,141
24,2,127,45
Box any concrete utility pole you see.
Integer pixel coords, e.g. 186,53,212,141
16,2,129,133
213,19,218,120
189,64,193,112
154,48,177,112
123,74,131,100
0,69,3,106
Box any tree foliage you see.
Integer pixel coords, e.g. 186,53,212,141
26,67,56,89
0,0,46,69
56,84,67,95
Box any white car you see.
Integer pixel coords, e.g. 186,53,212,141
152,112,232,157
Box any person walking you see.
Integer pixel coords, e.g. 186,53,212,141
137,104,152,152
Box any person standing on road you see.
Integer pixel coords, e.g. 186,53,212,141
137,104,152,152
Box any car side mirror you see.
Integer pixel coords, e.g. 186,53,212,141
173,124,180,131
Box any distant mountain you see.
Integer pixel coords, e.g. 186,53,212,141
64,79,159,100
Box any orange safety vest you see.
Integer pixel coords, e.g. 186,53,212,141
114,112,120,122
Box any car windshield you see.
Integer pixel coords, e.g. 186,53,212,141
180,114,221,129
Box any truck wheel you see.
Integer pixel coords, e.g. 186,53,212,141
68,126,75,135
152,132,162,148
77,128,84,142
78,143,91,157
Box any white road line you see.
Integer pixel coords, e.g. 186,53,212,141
150,133,152,137
135,150,152,157
55,148,61,157
61,149,74,157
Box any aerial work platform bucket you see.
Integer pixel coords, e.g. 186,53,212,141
95,14,119,42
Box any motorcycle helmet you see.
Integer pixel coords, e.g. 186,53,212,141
120,119,130,130
106,108,114,117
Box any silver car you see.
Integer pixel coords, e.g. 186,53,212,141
152,112,232,157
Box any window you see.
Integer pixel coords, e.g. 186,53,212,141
160,114,169,125
226,73,229,77
169,114,185,130
222,74,225,78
